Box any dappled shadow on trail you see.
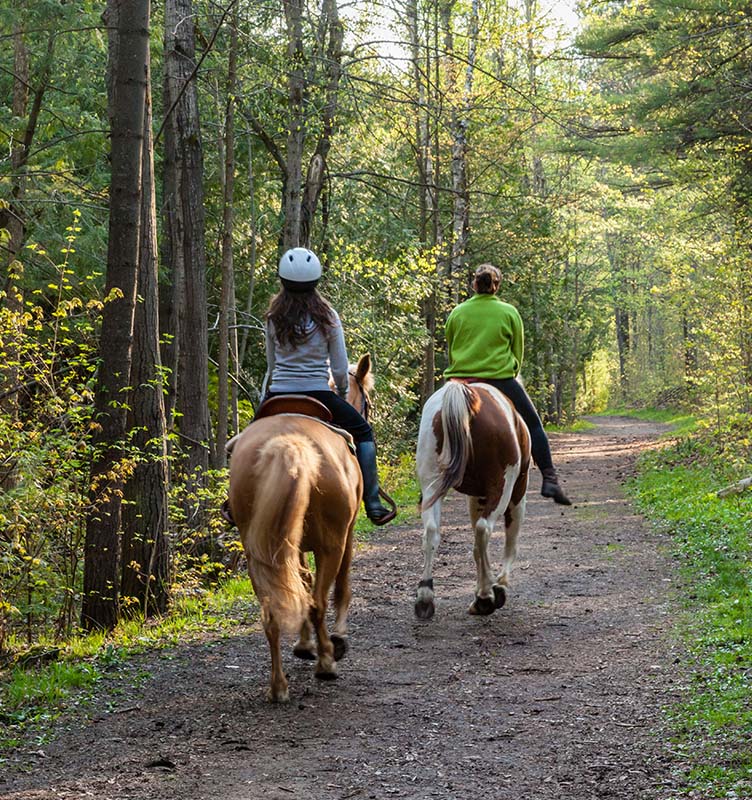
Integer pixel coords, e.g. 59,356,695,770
1,416,688,800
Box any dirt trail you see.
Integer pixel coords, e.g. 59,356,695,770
1,416,687,800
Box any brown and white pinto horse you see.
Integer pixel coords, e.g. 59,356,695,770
228,361,374,703
415,380,531,619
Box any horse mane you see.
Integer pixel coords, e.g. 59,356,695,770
423,382,478,509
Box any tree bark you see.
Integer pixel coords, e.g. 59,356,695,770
282,0,306,248
82,0,149,631
444,0,477,304
164,0,211,522
406,0,436,404
299,0,344,248
238,125,258,375
120,42,170,618
215,11,238,468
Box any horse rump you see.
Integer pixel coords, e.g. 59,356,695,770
423,381,479,510
239,433,320,634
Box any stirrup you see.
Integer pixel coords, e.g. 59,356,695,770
367,489,397,525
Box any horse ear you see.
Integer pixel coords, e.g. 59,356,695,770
355,353,371,382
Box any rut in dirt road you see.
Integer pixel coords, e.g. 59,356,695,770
2,416,686,800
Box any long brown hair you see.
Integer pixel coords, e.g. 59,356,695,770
266,288,336,346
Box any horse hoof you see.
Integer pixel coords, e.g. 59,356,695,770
315,668,338,681
469,595,495,616
267,687,290,703
293,645,316,661
414,599,435,620
493,584,507,609
331,634,349,662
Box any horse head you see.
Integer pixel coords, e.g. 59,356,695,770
336,353,374,420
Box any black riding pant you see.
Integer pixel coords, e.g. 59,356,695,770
479,378,553,472
263,389,374,443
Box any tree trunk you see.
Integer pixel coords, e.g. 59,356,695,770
215,12,238,469
0,23,30,497
164,0,211,523
82,0,149,631
160,91,182,433
120,44,170,618
615,306,630,392
406,0,436,404
299,0,344,248
238,126,258,374
445,0,477,304
282,0,306,248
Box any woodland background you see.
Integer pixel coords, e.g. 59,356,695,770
1,0,751,647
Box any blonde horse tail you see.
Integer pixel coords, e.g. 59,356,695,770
245,434,319,634
423,382,478,510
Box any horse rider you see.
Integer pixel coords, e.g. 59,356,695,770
444,263,571,506
260,246,395,525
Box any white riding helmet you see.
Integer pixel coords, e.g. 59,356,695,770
278,247,322,292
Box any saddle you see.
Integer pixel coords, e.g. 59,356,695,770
221,394,397,527
225,394,354,457
254,394,333,423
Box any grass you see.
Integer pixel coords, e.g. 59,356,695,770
628,418,752,797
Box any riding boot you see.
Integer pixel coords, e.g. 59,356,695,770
355,441,397,525
541,467,572,506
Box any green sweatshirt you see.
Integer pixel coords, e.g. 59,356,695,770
444,293,524,379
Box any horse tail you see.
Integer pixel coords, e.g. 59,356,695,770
423,382,479,510
245,434,319,634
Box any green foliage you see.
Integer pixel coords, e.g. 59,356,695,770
353,451,420,536
326,245,431,456
0,220,99,646
576,0,752,417
629,423,752,796
0,218,236,649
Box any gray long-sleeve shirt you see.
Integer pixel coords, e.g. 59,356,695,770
262,310,350,396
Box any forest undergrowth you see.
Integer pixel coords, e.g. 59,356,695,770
628,411,752,798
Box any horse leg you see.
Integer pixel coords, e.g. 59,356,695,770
293,552,316,661
311,552,341,680
247,557,290,702
493,496,526,609
415,500,442,619
468,497,503,616
262,609,289,703
330,524,355,662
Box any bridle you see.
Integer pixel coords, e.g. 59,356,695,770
348,371,371,420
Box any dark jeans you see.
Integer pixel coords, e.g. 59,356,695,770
479,378,554,472
263,389,374,443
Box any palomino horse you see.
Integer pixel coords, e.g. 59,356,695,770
414,380,531,619
228,355,374,702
